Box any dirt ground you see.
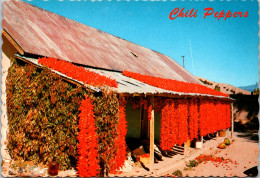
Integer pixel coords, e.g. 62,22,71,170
2,131,258,177
116,131,258,177
173,132,258,177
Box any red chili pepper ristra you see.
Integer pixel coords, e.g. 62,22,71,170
77,96,99,177
122,70,228,97
160,99,175,150
158,97,230,151
109,98,128,174
160,99,189,150
199,99,231,137
188,99,199,140
38,57,118,88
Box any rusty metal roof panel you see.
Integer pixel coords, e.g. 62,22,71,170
3,0,201,84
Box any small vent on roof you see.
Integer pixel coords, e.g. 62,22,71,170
131,52,138,58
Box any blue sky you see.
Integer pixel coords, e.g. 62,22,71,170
24,0,259,87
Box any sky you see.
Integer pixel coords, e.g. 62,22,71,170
23,0,259,87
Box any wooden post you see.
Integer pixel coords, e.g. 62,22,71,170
149,96,154,172
184,142,187,155
231,103,234,138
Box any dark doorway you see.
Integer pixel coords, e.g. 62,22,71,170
140,105,149,139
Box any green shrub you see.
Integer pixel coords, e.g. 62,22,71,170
214,85,221,92
6,60,121,175
6,60,89,170
199,79,213,86
186,159,198,168
172,170,183,177
93,91,119,176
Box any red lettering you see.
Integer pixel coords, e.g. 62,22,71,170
189,9,194,17
169,8,179,20
204,7,214,18
179,8,185,17
190,8,197,17
170,8,247,21
185,10,189,17
192,10,198,17
244,11,248,17
218,10,225,20
225,10,232,20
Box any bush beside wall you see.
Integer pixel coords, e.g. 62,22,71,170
6,60,87,170
6,59,126,175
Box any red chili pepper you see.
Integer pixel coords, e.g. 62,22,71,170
124,70,231,152
109,98,127,173
38,57,118,88
77,96,99,177
122,70,228,97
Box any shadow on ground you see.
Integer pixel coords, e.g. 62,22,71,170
243,166,258,177
231,94,259,143
235,122,259,143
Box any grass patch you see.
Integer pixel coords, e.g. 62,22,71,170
172,170,183,177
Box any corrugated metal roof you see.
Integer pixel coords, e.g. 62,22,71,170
3,0,201,84
84,68,230,100
16,55,231,100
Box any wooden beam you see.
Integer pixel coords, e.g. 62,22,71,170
149,96,154,172
121,92,234,102
231,103,234,138
2,30,24,55
123,92,233,101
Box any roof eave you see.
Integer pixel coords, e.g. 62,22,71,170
14,54,234,102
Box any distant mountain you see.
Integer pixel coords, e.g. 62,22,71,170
239,84,258,92
196,76,251,95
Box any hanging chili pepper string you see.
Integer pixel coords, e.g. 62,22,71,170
77,96,99,177
160,100,176,151
109,97,128,173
